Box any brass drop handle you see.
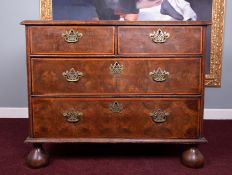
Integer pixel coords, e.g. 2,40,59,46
63,111,83,123
62,68,84,82
62,29,83,43
149,67,169,82
150,29,170,43
150,109,170,123
109,101,123,113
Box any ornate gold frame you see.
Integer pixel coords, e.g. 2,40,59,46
40,0,225,87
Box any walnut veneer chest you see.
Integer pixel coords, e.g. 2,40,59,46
22,20,209,168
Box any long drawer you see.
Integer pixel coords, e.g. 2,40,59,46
31,58,202,95
118,26,203,55
29,26,115,55
32,98,201,139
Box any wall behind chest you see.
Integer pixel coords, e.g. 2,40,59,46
0,0,39,107
0,0,231,110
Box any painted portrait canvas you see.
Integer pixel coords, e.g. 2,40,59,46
53,0,211,22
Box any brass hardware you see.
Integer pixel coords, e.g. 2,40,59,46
63,111,83,123
150,29,170,43
150,109,170,123
109,61,124,74
109,101,123,113
62,29,83,43
149,67,169,82
62,68,84,82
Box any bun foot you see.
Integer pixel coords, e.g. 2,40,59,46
181,146,205,168
26,144,49,168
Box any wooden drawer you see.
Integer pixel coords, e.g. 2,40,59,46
31,58,202,95
118,26,203,55
32,98,200,139
29,26,115,55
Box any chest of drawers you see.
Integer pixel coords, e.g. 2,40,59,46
22,20,209,169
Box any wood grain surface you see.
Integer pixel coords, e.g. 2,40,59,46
31,58,202,95
118,26,203,55
32,98,200,139
29,26,115,55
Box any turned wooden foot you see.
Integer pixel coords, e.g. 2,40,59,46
181,146,205,168
26,144,49,168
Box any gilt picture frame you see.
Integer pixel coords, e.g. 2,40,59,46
40,0,225,87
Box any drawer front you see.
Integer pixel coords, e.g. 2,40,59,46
32,98,200,139
30,26,115,55
118,26,203,55
31,58,202,95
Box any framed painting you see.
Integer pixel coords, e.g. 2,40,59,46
40,0,225,87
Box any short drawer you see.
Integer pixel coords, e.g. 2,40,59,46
32,98,200,139
31,58,202,95
29,26,115,55
118,26,203,55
